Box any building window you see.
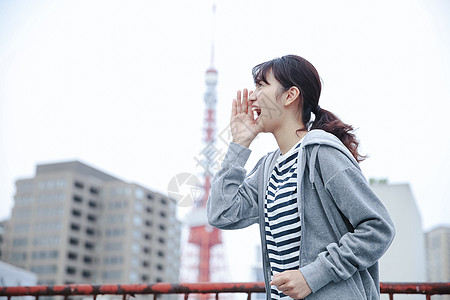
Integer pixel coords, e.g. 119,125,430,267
103,256,124,265
102,270,122,280
158,237,165,244
134,202,143,212
133,215,142,226
160,198,167,205
143,247,150,254
146,194,154,201
32,250,58,260
88,200,97,208
144,233,152,240
69,237,79,246
145,220,152,227
159,211,167,218
85,241,94,250
142,261,150,268
159,224,166,231
13,209,32,218
146,207,153,213
86,227,95,236
135,188,144,199
36,193,65,204
108,200,127,210
74,181,84,189
11,252,27,261
14,223,30,233
131,257,139,267
82,270,91,278
157,250,164,258
35,206,64,217
132,243,140,254
15,196,34,206
105,228,125,237
17,181,34,192
73,195,83,203
142,275,149,281
68,252,77,260
84,256,93,264
72,209,81,217
31,265,57,275
87,214,96,222
70,223,80,231
106,214,125,224
157,264,164,271
130,272,139,283
104,242,123,251
35,221,62,232
12,238,28,247
66,266,76,275
89,187,99,195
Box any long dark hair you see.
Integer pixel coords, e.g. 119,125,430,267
252,54,366,162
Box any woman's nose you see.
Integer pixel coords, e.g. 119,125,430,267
249,91,257,102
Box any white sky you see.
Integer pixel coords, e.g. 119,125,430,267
1,0,449,283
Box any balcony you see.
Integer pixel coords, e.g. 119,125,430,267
1,282,449,300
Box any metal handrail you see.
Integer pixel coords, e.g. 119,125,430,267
0,282,449,300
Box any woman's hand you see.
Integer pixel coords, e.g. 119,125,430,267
230,88,262,148
271,270,312,299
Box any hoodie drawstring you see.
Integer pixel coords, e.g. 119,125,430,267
309,145,320,189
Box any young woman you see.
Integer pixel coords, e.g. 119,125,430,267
207,55,395,300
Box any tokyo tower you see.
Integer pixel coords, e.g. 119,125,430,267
181,3,226,288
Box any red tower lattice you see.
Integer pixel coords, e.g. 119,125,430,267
182,4,226,289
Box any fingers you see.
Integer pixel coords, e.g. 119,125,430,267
236,90,242,114
231,99,237,118
232,89,252,117
270,273,284,286
241,88,248,114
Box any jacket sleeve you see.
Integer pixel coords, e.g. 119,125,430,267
300,145,396,292
207,142,262,230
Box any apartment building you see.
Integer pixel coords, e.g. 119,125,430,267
1,161,180,285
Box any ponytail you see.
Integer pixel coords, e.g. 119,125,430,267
310,107,366,162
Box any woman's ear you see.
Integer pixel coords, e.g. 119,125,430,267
284,86,300,107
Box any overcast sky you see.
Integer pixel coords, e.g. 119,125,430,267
1,0,449,282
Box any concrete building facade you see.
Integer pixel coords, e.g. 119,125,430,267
371,182,427,300
426,226,450,300
1,161,181,285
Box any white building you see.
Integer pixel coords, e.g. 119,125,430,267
425,226,450,300
0,260,37,286
371,181,427,300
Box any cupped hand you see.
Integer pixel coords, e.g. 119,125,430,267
230,88,262,148
270,270,312,299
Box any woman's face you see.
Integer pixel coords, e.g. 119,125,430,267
249,69,286,133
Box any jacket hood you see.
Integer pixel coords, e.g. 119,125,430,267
300,130,361,187
302,129,359,167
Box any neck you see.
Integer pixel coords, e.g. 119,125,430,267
273,120,307,155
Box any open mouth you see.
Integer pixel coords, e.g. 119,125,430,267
252,106,261,122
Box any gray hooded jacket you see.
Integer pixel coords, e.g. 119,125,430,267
207,130,395,300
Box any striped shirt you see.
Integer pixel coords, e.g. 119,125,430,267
265,141,302,300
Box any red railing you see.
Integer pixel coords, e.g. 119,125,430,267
0,282,449,300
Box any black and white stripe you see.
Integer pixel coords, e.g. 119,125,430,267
265,142,302,300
